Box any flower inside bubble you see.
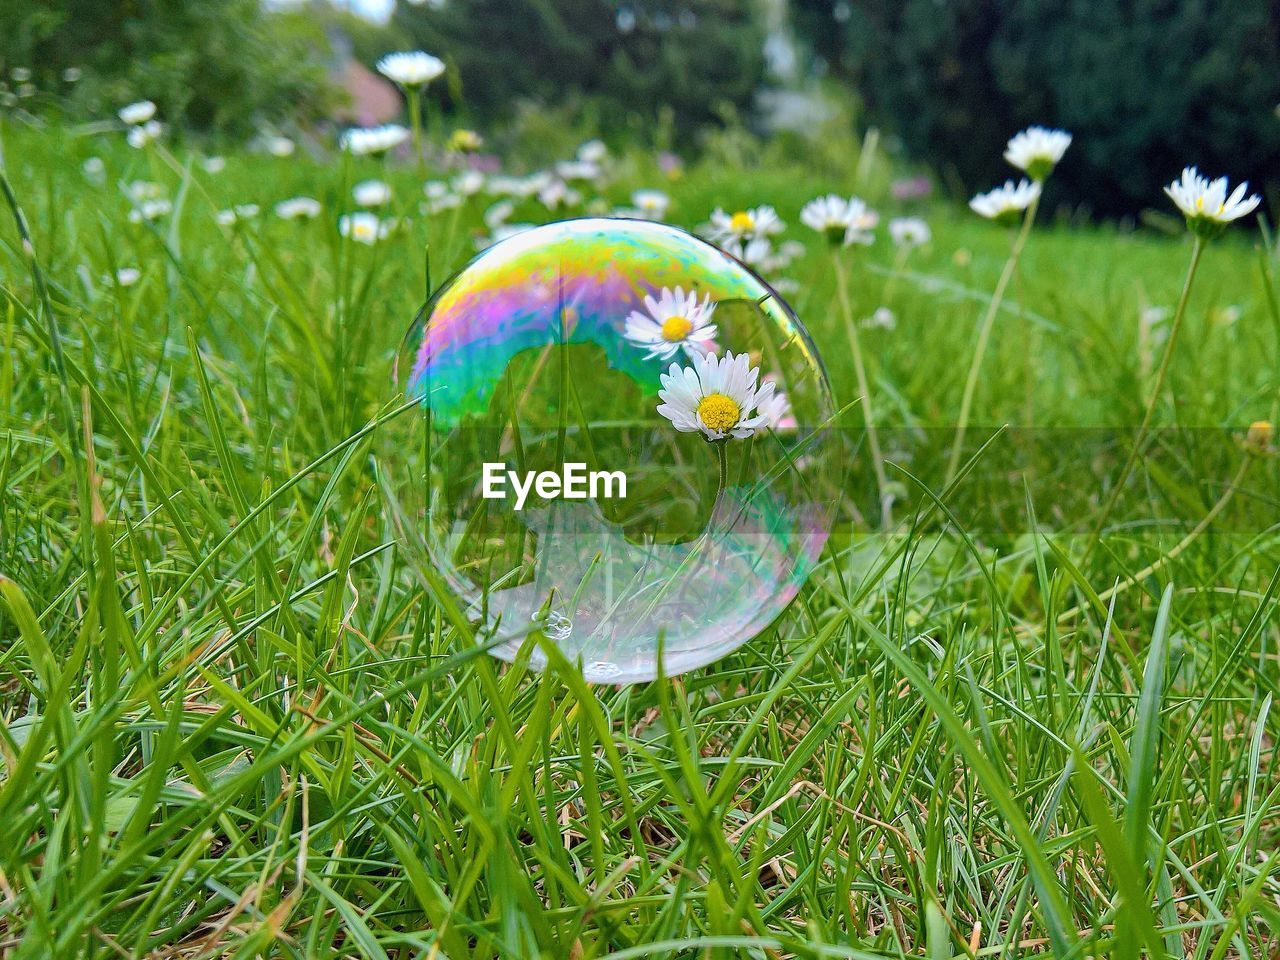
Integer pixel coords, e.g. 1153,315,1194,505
391,218,837,683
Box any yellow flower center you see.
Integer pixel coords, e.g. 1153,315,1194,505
697,393,740,433
729,211,754,232
660,315,694,342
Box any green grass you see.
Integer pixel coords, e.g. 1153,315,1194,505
2,118,1279,958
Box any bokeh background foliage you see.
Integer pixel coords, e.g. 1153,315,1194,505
3,0,1277,213
793,0,1280,215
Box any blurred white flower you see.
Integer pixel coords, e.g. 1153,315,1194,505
863,306,897,331
17,83,35,98
515,171,554,197
339,212,389,245
577,139,608,163
538,179,580,210
1140,305,1170,328
800,195,878,246
452,170,485,196
624,286,718,360
486,175,523,197
656,351,777,441
353,179,392,207
484,200,515,229
112,267,141,287
216,204,259,226
1164,166,1261,237
265,136,295,157
1004,126,1071,180
376,51,445,87
629,189,670,220
202,156,226,174
62,67,82,83
555,159,601,182
126,120,163,149
11,67,31,83
425,193,463,214
126,180,164,202
82,156,105,184
758,376,796,430
423,181,462,213
341,125,409,156
733,236,785,272
128,199,172,223
888,216,931,249
704,205,784,245
275,197,322,220
118,100,156,125
970,179,1041,226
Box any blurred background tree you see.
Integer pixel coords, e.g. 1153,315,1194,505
0,0,333,133
392,0,766,142
791,0,1280,215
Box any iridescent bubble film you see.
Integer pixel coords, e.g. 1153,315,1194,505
392,218,838,683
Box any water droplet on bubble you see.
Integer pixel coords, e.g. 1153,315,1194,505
392,218,838,683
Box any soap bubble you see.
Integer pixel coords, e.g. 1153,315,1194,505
392,218,839,683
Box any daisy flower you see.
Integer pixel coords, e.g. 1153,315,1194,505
265,136,295,158
113,267,141,287
555,160,601,183
1164,166,1261,238
577,139,608,164
969,179,1041,226
657,351,777,441
537,179,580,210
423,183,463,214
339,212,389,245
800,195,878,246
452,170,485,196
888,216,931,248
353,180,392,207
758,377,796,430
1003,126,1071,181
630,189,670,220
704,205,784,245
376,51,445,87
126,181,164,203
624,286,718,360
275,197,322,220
341,124,409,156
128,199,172,223
126,120,163,149
484,200,515,229
82,157,105,184
215,204,259,226
118,100,156,125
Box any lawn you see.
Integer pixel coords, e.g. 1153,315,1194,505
1,119,1279,958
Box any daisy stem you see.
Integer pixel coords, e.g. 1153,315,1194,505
833,250,891,528
1086,234,1205,554
713,440,729,515
408,87,424,172
881,244,910,304
944,192,1040,487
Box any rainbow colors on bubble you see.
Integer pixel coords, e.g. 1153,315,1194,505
405,218,807,425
